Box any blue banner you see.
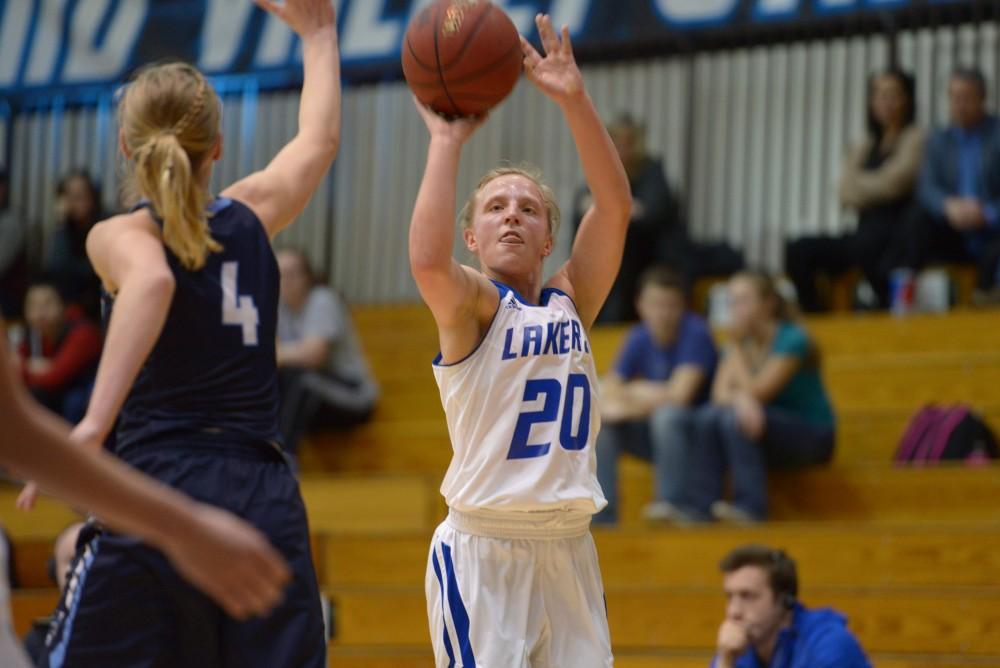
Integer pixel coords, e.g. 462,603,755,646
0,0,972,106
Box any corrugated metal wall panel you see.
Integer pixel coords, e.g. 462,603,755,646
762,45,790,270
5,23,996,303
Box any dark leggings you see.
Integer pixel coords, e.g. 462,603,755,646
785,216,901,312
685,404,835,520
278,367,374,454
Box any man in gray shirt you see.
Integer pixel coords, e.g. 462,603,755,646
276,249,379,454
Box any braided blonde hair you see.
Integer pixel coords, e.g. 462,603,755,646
120,62,222,270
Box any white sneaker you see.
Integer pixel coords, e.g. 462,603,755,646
710,501,760,525
641,500,698,525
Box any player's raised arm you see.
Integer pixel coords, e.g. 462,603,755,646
523,14,631,328
223,0,340,238
408,100,493,357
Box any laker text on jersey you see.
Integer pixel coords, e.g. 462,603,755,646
501,319,590,361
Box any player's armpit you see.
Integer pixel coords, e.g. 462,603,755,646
86,213,171,294
425,265,499,365
222,129,338,239
546,209,627,330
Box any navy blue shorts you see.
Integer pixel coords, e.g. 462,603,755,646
39,443,326,668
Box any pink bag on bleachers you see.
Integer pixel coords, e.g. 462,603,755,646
895,405,998,466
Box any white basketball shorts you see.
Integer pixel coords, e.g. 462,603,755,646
424,510,613,668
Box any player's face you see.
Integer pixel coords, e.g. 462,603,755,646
467,175,553,277
727,277,763,337
722,567,787,648
25,286,65,339
637,284,685,342
949,78,985,130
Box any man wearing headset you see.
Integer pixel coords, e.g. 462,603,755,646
714,545,871,668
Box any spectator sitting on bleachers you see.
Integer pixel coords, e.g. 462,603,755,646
686,271,835,523
276,249,379,455
574,115,744,322
594,266,717,524
713,544,871,668
14,278,102,423
786,68,925,311
573,114,687,323
0,168,28,319
901,67,1000,299
44,169,105,319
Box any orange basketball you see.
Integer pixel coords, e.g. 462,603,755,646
402,0,523,118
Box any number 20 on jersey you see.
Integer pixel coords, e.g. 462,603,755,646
507,374,591,460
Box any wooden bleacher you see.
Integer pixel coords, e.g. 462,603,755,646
327,586,1000,653
822,264,981,313
299,307,1000,474
7,306,1000,666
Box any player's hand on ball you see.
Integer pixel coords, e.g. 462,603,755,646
162,504,291,620
254,0,335,38
520,14,583,103
412,95,488,144
15,480,39,511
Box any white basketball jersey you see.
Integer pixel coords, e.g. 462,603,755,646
433,282,607,517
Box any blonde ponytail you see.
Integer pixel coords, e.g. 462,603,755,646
119,62,223,271
133,131,220,270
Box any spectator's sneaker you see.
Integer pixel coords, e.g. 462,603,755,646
854,280,879,311
641,500,699,525
710,501,761,525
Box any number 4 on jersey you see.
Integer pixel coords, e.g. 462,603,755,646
221,262,259,346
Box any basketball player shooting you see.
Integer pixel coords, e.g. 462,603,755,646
0,328,289,654
409,13,631,668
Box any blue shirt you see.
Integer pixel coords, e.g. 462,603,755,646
712,605,872,668
613,313,718,405
953,124,999,230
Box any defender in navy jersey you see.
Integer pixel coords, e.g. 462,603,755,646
113,197,284,455
18,1,343,666
0,319,290,667
409,15,632,668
